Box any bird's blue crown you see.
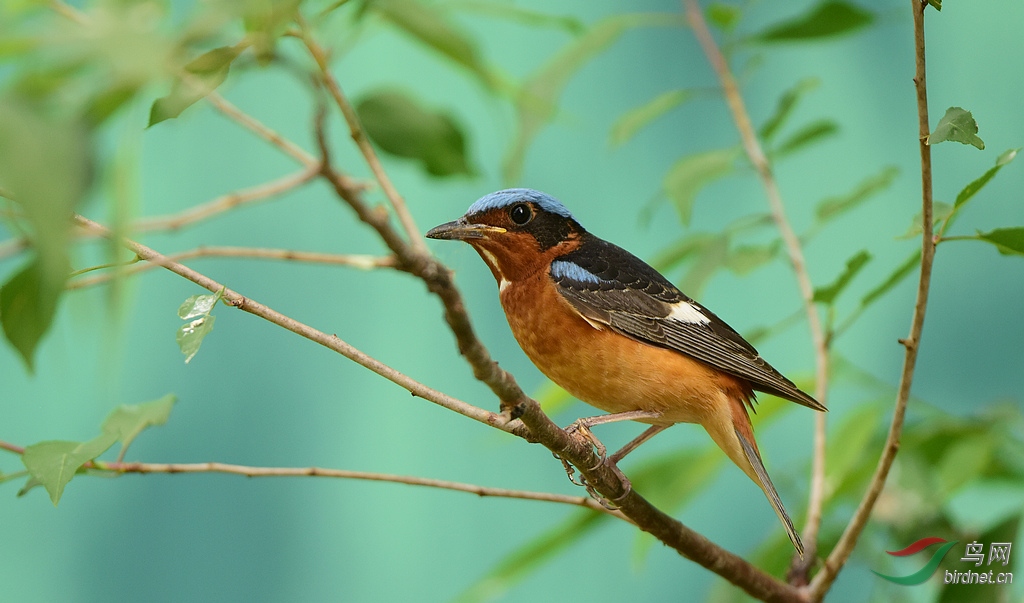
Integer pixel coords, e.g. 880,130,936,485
466,188,575,220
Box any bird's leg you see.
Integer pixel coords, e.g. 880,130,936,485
564,410,662,464
608,424,668,464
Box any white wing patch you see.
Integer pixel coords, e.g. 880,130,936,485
668,301,710,324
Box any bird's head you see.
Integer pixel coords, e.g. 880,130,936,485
426,188,586,284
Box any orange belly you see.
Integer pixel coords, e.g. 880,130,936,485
500,272,738,426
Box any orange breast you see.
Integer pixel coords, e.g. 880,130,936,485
500,270,739,426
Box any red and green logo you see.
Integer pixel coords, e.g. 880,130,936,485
873,537,960,585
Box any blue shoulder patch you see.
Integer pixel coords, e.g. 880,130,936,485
466,188,575,219
550,260,602,284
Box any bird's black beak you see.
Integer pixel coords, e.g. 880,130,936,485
425,218,506,241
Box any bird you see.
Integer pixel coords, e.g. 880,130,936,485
425,188,826,555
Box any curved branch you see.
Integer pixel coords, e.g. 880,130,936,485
809,2,937,597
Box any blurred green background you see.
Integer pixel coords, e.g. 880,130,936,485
2,0,1023,601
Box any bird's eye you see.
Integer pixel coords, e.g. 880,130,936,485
509,203,532,226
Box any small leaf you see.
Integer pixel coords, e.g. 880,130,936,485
927,0,942,11
926,107,985,150
449,2,583,34
860,250,920,309
0,258,66,372
356,90,473,177
149,45,245,127
102,394,176,456
706,3,742,31
899,201,953,239
177,315,216,364
815,165,899,223
680,234,729,295
750,1,874,43
973,227,1024,256
178,292,221,320
771,119,838,157
369,0,498,90
954,147,1019,209
21,434,118,505
609,89,693,147
241,0,301,64
813,249,871,304
724,242,780,275
759,78,819,142
663,147,739,225
504,13,681,182
946,480,1024,535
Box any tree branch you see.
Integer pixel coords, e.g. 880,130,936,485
133,167,320,232
683,0,830,575
72,214,524,436
67,246,396,289
296,16,429,256
808,2,937,598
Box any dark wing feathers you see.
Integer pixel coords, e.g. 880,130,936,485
551,236,825,411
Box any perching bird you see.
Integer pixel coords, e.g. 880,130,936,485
426,188,825,555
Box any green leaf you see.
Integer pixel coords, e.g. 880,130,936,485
369,0,498,90
663,147,739,225
177,315,216,364
899,201,953,239
927,0,942,10
533,380,574,416
860,250,919,309
813,249,871,304
448,2,583,34
149,45,245,127
21,434,118,505
927,107,985,150
101,394,176,457
750,1,873,43
240,0,301,64
973,227,1024,256
946,480,1024,535
815,165,899,223
706,3,742,31
825,401,885,501
504,13,681,182
954,148,1019,209
937,434,993,497
680,234,730,295
0,258,66,372
455,511,606,603
609,89,694,147
724,242,780,275
771,119,838,157
0,98,90,291
759,78,819,142
177,292,222,320
356,90,473,177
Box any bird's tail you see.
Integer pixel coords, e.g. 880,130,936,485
706,397,804,557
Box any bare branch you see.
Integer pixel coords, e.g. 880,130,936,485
67,246,396,289
809,2,938,597
134,167,320,232
72,214,522,436
296,16,429,256
683,0,830,574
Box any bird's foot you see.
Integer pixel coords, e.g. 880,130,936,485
564,418,607,468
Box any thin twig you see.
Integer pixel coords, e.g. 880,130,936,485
808,2,937,598
72,214,522,435
134,167,320,232
96,459,624,516
683,0,830,575
296,16,429,256
67,246,397,289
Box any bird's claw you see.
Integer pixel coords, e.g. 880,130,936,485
564,418,607,467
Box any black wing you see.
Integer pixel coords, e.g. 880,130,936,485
550,235,824,411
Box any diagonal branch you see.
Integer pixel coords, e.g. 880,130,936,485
296,16,429,256
684,0,830,575
73,214,523,436
133,167,320,232
808,2,937,597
